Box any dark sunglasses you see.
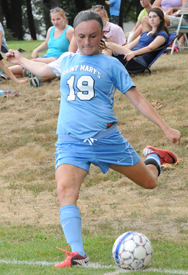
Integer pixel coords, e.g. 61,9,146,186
91,5,104,10
50,7,61,12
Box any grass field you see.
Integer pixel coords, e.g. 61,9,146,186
0,41,187,275
7,40,44,52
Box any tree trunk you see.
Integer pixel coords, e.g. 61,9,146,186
50,0,60,8
10,0,23,39
26,0,37,40
42,0,60,31
0,0,12,30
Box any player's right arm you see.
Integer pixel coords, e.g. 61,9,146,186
6,50,55,78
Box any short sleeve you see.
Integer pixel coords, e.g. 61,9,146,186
48,52,72,76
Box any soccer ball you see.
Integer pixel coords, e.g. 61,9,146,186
112,231,153,270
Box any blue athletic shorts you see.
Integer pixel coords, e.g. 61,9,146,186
55,126,140,174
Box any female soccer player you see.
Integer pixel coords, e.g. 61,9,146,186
6,10,181,268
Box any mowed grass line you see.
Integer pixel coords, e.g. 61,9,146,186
0,224,187,275
0,41,188,274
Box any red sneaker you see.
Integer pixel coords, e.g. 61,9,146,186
54,246,90,268
143,146,177,165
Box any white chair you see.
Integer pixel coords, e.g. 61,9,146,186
168,10,188,54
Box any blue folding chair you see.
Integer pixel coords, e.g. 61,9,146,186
168,10,188,54
114,32,177,74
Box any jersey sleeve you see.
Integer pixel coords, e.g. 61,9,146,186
48,52,72,76
110,58,136,94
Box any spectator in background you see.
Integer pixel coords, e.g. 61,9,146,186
0,22,9,79
8,7,74,86
105,0,121,25
152,0,186,14
69,5,126,53
142,0,188,41
0,53,27,83
105,8,170,73
125,0,152,43
152,0,187,48
0,22,8,54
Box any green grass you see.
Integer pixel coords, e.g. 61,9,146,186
0,223,188,275
7,40,44,52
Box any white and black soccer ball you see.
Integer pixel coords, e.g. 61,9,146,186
29,74,41,87
112,231,153,270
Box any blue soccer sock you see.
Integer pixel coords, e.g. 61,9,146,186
144,153,161,176
60,205,85,257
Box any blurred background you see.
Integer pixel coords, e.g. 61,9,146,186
0,0,154,41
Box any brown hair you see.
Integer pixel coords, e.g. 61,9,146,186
148,7,169,39
91,5,109,21
50,7,67,24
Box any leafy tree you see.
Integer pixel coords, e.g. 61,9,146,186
0,0,23,39
0,0,155,40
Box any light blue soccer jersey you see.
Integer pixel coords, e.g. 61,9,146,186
48,53,135,140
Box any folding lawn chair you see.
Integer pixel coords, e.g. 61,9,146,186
114,32,177,74
168,10,188,54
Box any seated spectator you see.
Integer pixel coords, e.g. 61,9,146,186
152,0,187,47
125,0,152,43
142,0,188,43
69,5,126,53
0,53,27,83
129,0,187,45
8,7,74,86
105,8,169,72
153,0,186,14
0,22,8,53
0,22,9,78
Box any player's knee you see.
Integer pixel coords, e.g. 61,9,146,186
145,181,157,189
56,181,69,197
142,177,157,189
56,180,79,202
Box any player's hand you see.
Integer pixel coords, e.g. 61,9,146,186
165,127,181,145
6,49,21,64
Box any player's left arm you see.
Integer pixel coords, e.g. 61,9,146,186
125,87,181,144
